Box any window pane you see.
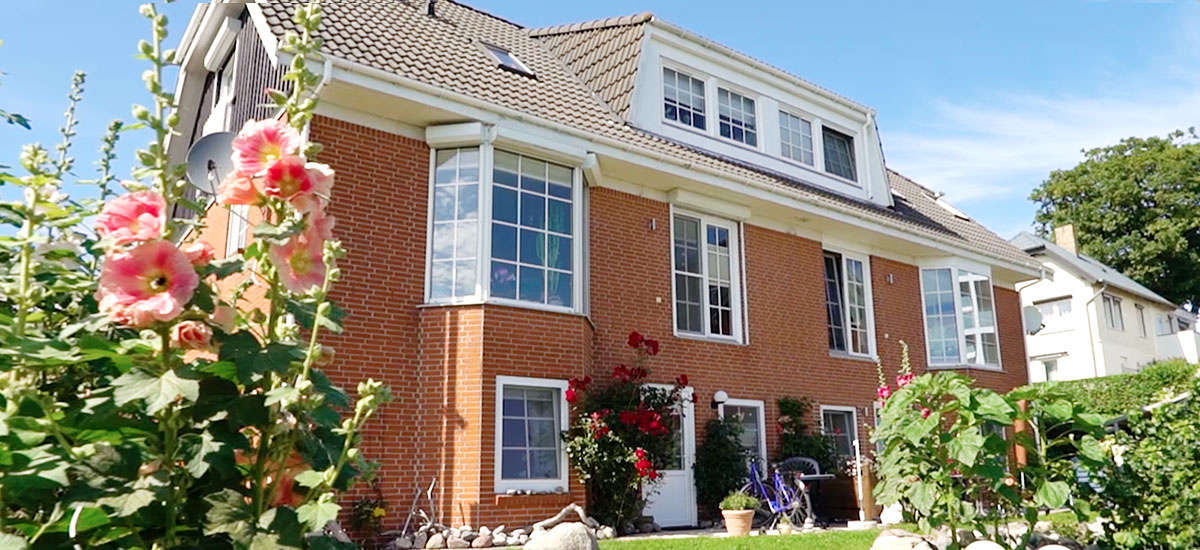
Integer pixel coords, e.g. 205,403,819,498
501,450,528,480
824,254,846,351
430,261,453,299
494,151,519,187
718,88,756,146
429,148,481,301
673,217,701,274
845,258,869,355
454,259,476,297
923,268,960,364
458,185,478,220
434,186,455,221
822,128,856,181
529,450,559,479
502,419,526,447
501,384,562,481
492,151,575,307
675,274,703,333
663,67,706,130
706,225,733,337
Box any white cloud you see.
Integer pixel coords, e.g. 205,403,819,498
883,16,1200,206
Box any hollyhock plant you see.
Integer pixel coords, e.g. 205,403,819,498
96,190,166,245
217,171,266,206
171,320,213,350
231,118,302,174
181,240,215,267
269,225,327,294
96,240,200,328
263,155,314,200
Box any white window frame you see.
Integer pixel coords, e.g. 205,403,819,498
225,204,249,258
820,405,859,460
481,43,534,77
1102,294,1124,332
919,260,1003,371
718,398,767,465
423,145,586,315
778,108,815,167
1135,304,1147,338
715,85,759,149
494,376,570,494
820,124,858,183
822,248,876,358
661,64,708,132
669,207,745,344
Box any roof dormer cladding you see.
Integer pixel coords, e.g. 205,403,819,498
254,1,1038,274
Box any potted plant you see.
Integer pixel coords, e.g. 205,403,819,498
719,491,759,536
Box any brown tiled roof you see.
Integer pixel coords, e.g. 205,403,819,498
257,0,1037,272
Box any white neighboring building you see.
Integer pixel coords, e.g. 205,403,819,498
1012,226,1198,382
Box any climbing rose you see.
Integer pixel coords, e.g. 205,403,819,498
263,155,314,199
96,240,200,327
181,240,215,267
675,374,688,387
565,388,578,404
877,385,892,400
217,171,266,206
643,338,660,356
96,190,166,246
269,225,326,293
171,320,213,350
627,331,644,348
231,118,302,174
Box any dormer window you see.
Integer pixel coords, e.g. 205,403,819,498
779,111,814,165
717,88,756,147
484,43,534,77
822,127,856,181
663,67,706,130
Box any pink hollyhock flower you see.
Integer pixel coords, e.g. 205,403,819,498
263,155,314,200
306,162,334,197
171,320,213,350
268,226,326,294
896,373,915,388
181,240,215,267
232,119,302,174
877,385,892,400
920,407,932,419
217,172,266,206
307,205,336,240
96,240,200,328
211,305,237,332
96,191,166,246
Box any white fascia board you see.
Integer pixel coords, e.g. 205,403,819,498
323,56,1039,279
203,16,243,71
424,121,588,166
425,121,488,148
245,3,280,64
314,102,425,141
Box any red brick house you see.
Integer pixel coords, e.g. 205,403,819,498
172,1,1038,530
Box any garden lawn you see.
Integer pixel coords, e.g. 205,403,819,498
599,529,879,550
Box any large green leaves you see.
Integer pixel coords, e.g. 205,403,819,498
113,367,200,415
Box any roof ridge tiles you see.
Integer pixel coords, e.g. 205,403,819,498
528,12,654,37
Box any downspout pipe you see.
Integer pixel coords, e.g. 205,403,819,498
1085,281,1108,378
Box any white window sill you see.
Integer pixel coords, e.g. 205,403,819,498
927,364,1004,373
823,170,860,187
494,480,570,495
828,351,877,363
673,331,745,346
419,298,587,318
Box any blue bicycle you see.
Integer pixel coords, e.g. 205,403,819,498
739,459,807,529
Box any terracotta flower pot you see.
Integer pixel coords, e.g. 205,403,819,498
721,509,755,536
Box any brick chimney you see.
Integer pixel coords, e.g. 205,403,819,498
1054,224,1077,254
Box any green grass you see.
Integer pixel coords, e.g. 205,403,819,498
598,529,880,550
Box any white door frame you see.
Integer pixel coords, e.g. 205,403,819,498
643,384,697,527
718,398,768,463
820,405,859,460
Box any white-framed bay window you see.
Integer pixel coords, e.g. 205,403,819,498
494,376,570,493
920,262,1001,369
822,250,875,357
424,132,585,313
671,210,744,342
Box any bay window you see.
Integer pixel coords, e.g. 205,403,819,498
921,266,1000,368
426,145,583,311
672,212,743,342
823,251,873,356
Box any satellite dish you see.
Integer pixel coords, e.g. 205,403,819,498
1023,305,1044,335
185,132,236,196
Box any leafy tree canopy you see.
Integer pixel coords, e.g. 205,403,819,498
1030,129,1200,312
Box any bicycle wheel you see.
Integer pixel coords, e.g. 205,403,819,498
737,482,777,528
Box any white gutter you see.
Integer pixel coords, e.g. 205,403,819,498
321,55,1039,278
1085,281,1109,379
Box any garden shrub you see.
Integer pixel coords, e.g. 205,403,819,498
1053,359,1196,418
776,396,836,473
693,417,747,521
1086,375,1200,549
563,332,687,528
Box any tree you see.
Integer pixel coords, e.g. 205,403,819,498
1030,130,1200,313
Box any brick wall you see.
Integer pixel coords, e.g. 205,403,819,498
195,116,1030,530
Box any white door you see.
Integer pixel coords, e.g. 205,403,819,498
643,386,697,528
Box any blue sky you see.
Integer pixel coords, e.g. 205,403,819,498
3,1,1198,240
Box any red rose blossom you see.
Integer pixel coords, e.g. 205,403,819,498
627,331,644,348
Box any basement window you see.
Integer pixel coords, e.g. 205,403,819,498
483,43,534,77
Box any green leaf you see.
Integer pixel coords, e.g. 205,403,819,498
1034,480,1071,509
181,430,223,478
113,368,200,415
909,480,937,514
1077,434,1106,464
296,493,340,531
204,489,255,544
974,391,1015,423
294,469,324,489
204,257,245,280
265,386,300,407
260,507,305,548
0,532,28,550
1043,400,1074,421
902,413,939,444
947,429,985,468
97,489,156,517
